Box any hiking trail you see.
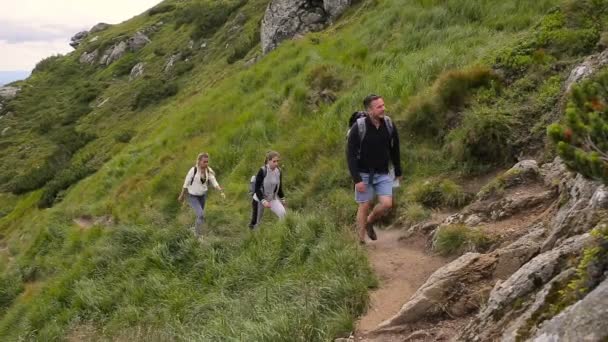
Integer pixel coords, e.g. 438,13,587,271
354,229,449,338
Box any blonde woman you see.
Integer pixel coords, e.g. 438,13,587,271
249,151,286,229
178,153,225,239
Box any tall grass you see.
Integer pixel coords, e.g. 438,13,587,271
0,0,571,339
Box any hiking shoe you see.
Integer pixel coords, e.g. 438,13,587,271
366,222,377,241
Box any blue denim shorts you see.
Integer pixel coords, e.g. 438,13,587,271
355,173,393,203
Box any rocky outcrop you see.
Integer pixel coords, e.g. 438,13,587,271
70,30,89,48
261,0,352,54
79,50,99,64
531,276,608,341
129,63,145,81
164,53,182,73
127,32,151,52
105,41,128,65
0,86,20,101
564,48,608,91
90,22,111,33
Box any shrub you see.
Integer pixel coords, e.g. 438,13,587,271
227,30,260,64
0,271,23,311
548,70,608,184
115,130,135,143
38,162,96,208
404,66,500,138
409,179,471,208
173,61,194,77
433,224,493,256
402,203,431,226
446,107,515,167
32,54,63,74
133,79,178,110
112,53,139,77
175,1,247,40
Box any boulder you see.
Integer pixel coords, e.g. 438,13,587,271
127,32,150,52
0,86,20,100
70,30,89,48
564,48,608,92
324,0,351,18
105,41,128,65
459,233,593,342
532,276,608,341
376,252,497,329
164,53,182,73
79,50,98,64
129,62,145,81
89,22,111,33
261,0,352,54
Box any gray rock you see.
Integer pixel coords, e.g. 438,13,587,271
89,36,99,43
324,0,351,18
501,268,576,342
129,62,144,81
377,252,497,329
0,86,20,100
1,127,10,136
89,22,111,33
541,174,601,252
459,234,593,341
493,224,544,280
106,41,128,65
79,50,98,64
127,32,150,52
565,49,608,92
262,0,351,54
99,46,114,65
532,276,608,341
70,30,89,48
164,53,182,73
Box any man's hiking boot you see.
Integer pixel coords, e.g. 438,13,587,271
366,222,377,241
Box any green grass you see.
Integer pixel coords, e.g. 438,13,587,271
433,224,494,256
1,0,603,339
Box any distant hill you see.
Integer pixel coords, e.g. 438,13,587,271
0,70,30,86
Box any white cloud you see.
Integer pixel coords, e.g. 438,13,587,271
0,0,161,71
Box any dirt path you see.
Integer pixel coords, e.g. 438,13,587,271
355,229,449,336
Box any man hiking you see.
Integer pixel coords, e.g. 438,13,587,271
346,94,403,244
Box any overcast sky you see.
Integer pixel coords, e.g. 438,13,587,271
1,0,161,72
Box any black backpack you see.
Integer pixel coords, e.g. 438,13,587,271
346,111,395,159
248,166,267,195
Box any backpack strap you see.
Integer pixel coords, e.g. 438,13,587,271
356,116,367,159
189,166,197,186
384,116,394,148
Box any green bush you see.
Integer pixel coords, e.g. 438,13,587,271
402,203,431,226
227,30,260,64
433,224,493,256
32,55,63,74
38,162,96,208
175,0,246,40
173,61,195,77
548,70,608,184
409,179,471,208
0,271,23,311
114,130,135,143
111,53,139,77
404,66,500,138
133,79,178,110
446,107,515,167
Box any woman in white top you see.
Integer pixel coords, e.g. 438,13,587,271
249,151,286,229
178,153,225,238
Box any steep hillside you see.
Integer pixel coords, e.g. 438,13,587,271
2,0,607,340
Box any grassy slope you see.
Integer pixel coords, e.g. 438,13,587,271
4,0,605,339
